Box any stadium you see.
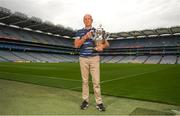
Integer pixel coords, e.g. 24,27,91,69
0,4,180,115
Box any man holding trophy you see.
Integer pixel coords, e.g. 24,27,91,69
74,14,109,112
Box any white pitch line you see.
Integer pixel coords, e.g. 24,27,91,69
171,109,180,114
100,68,169,84
69,86,82,90
0,67,172,87
0,71,81,82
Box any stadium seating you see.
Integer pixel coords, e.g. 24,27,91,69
0,25,73,47
144,56,162,64
132,56,149,64
0,24,179,64
105,56,125,63
118,56,136,63
101,56,114,63
177,57,180,64
160,56,177,64
0,50,78,63
0,50,24,62
109,36,180,48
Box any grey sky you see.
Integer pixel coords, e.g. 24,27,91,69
0,0,179,32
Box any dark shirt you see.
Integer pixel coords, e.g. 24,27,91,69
76,27,98,57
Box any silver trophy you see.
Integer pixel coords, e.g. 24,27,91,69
91,24,109,50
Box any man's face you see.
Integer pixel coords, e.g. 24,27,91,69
83,15,93,27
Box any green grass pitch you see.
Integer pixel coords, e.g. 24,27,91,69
0,62,180,106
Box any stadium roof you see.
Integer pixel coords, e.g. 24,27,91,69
110,26,180,39
0,6,75,37
0,6,180,39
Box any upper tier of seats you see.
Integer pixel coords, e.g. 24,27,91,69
1,24,180,50
0,25,74,47
109,35,180,48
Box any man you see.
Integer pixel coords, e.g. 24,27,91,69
74,14,109,112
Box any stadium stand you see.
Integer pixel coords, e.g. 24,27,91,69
118,56,136,63
177,56,180,64
105,56,125,63
0,50,24,62
101,56,114,63
0,6,180,64
160,55,177,64
144,55,162,64
132,56,149,64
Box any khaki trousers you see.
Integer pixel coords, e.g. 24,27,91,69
79,56,102,104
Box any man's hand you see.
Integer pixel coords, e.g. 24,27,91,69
74,31,93,48
94,40,109,52
74,38,83,48
84,31,93,40
94,44,104,52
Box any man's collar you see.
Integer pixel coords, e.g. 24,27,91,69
83,27,94,30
